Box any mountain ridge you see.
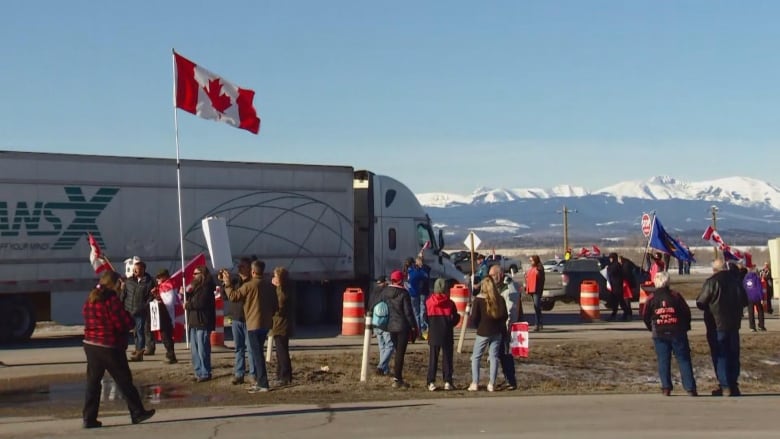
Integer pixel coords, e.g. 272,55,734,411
418,176,780,247
418,176,780,210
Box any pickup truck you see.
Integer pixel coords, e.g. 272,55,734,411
541,257,646,311
540,258,608,311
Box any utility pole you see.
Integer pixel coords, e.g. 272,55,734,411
557,205,577,257
711,205,719,259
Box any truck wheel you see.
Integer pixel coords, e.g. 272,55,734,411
540,299,555,311
1,296,36,342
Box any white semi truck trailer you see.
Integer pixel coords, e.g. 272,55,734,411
0,151,464,342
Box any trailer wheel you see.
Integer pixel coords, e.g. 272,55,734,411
1,296,36,342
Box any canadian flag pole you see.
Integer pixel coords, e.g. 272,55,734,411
172,48,190,348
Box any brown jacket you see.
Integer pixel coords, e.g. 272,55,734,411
272,285,292,337
225,276,276,331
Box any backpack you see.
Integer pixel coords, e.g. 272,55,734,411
372,300,389,330
743,272,763,304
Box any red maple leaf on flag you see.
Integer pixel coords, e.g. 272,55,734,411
203,78,232,113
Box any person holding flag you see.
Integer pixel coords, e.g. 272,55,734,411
648,215,695,266
151,269,178,364
87,233,113,275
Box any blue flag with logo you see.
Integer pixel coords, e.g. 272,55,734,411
649,216,695,262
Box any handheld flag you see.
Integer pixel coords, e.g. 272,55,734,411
510,321,529,358
649,216,695,262
174,52,261,134
158,253,207,294
87,233,113,275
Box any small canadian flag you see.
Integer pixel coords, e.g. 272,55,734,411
510,321,530,358
174,52,261,134
87,233,112,275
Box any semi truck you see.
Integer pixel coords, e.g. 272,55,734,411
0,150,465,343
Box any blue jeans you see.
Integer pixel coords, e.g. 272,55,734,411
133,315,146,351
232,320,256,378
189,327,211,379
471,333,502,385
374,328,394,374
410,295,427,331
653,335,696,392
531,293,543,327
247,328,269,388
715,330,741,390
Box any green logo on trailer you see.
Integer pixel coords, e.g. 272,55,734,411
0,187,119,250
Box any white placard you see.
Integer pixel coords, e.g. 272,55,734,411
201,216,233,270
149,300,160,331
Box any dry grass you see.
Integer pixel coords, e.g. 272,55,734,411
2,330,778,419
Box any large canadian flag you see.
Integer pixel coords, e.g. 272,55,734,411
174,52,261,134
158,253,207,294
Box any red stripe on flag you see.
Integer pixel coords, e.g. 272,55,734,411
236,87,260,134
174,53,199,115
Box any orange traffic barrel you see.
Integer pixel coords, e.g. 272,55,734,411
341,288,365,336
450,284,470,328
580,280,600,322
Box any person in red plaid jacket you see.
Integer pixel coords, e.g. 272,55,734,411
82,270,155,429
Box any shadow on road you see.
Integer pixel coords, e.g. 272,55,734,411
106,402,433,427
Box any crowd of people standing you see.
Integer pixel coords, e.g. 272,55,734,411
81,256,294,428
81,249,775,428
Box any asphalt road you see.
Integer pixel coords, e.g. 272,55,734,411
2,393,779,439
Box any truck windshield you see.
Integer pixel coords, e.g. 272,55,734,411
416,223,436,251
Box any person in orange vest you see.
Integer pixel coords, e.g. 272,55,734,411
525,255,545,332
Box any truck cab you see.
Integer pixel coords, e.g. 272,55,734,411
353,171,464,288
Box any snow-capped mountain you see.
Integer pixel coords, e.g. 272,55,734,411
418,176,780,246
418,176,780,210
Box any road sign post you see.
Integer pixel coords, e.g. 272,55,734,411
641,213,651,237
458,231,481,353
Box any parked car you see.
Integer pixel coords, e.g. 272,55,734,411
452,252,483,274
485,254,521,274
542,259,565,273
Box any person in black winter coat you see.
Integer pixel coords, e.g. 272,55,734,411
696,259,748,397
121,260,156,361
424,278,460,391
185,265,216,382
370,269,417,388
606,252,631,321
642,271,696,396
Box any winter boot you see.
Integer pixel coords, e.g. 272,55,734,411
164,351,177,364
129,351,144,362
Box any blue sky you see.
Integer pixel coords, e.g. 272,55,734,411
2,1,778,194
